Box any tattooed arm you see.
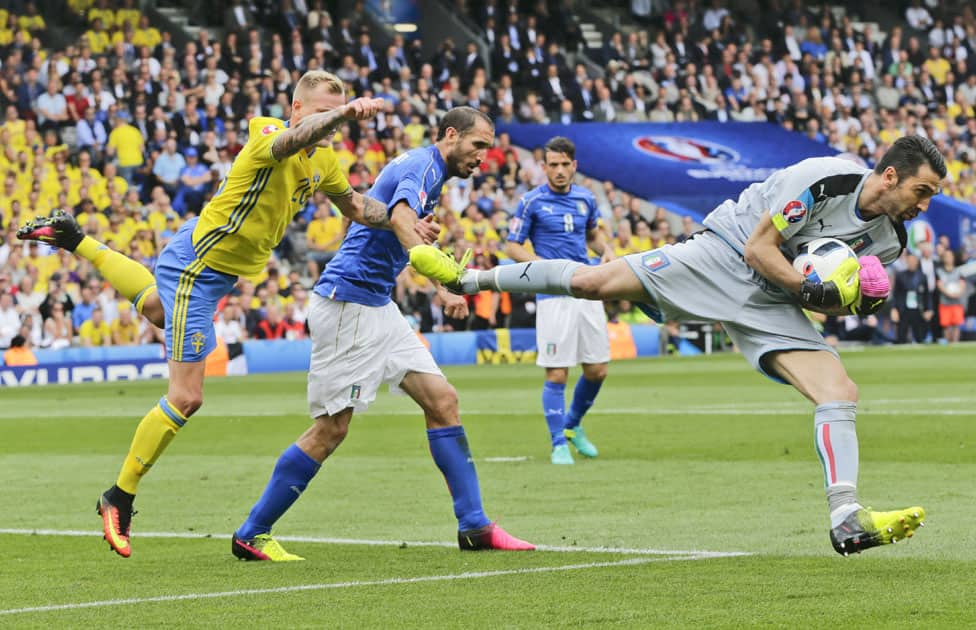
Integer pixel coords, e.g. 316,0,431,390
331,194,441,246
330,190,392,229
270,97,385,161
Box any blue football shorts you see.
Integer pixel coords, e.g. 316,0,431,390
155,217,237,362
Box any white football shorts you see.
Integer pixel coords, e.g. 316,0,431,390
534,296,611,368
307,294,443,417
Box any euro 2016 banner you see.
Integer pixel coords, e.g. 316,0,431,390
499,122,976,248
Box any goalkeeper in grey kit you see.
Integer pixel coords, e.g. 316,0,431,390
412,135,946,555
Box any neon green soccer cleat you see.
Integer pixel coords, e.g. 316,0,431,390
408,244,471,289
232,533,305,561
565,427,598,458
830,506,926,556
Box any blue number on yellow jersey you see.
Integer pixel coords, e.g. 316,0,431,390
192,116,351,277
314,145,446,306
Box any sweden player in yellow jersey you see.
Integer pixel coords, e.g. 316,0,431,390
18,70,438,558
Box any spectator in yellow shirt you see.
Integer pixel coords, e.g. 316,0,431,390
111,307,141,345
331,135,356,175
133,15,161,49
82,18,110,55
306,203,347,276
79,305,112,346
18,3,47,33
106,115,145,183
115,0,141,28
87,0,115,29
613,220,638,257
922,46,950,85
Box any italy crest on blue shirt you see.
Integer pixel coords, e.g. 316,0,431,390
641,251,670,272
576,201,587,215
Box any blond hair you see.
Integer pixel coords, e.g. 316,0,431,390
294,70,345,103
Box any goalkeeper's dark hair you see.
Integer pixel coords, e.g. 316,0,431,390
438,106,493,139
543,136,576,161
875,135,947,180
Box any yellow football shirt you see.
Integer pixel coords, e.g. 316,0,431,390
79,320,112,346
306,212,345,252
115,8,141,28
192,117,351,276
111,318,141,345
108,124,145,168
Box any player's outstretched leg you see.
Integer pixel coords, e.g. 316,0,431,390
18,210,160,325
407,245,472,287
17,209,86,250
830,507,926,556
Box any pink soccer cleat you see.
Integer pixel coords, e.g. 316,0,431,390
458,522,536,551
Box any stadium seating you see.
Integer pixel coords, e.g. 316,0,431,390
0,0,974,363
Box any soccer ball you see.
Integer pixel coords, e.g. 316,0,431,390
792,237,857,283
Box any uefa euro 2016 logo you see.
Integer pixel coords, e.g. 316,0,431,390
633,136,740,164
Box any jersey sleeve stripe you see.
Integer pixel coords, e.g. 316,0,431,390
193,167,273,259
807,173,863,201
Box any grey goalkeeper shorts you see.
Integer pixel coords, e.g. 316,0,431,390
623,230,836,379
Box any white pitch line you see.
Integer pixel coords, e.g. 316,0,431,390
4,396,975,420
0,528,750,558
2,408,973,420
0,556,717,617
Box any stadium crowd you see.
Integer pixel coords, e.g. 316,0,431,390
1,0,976,364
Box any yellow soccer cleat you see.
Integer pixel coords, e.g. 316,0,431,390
232,533,305,561
408,244,471,289
830,506,926,556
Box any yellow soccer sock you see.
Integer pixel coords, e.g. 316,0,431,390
75,236,157,315
116,397,187,495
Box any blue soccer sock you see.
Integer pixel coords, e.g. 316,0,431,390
427,425,490,532
542,381,567,446
235,443,321,540
565,376,604,430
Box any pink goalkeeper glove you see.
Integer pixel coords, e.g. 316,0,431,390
853,255,889,315
858,255,889,298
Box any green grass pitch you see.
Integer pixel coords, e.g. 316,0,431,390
2,345,975,627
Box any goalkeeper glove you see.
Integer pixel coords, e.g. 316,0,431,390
799,256,861,310
850,255,889,315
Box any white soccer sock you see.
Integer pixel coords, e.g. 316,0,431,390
472,260,581,295
814,401,862,526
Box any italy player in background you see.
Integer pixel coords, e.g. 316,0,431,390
16,71,431,559
230,106,535,561
506,137,613,465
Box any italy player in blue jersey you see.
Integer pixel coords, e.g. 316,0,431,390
231,107,535,560
506,137,614,465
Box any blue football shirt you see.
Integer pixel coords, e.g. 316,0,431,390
314,145,446,306
507,183,600,299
